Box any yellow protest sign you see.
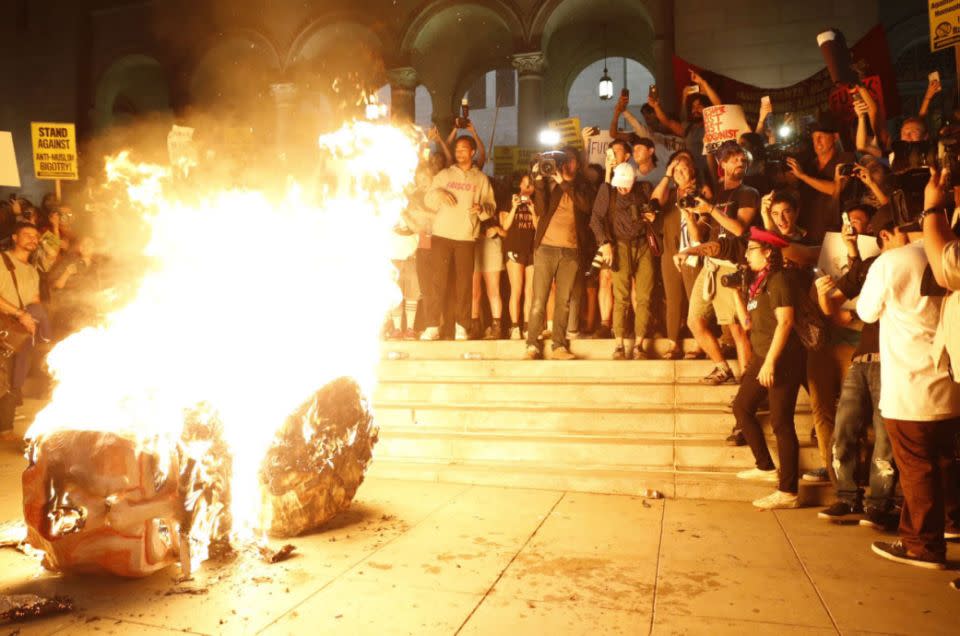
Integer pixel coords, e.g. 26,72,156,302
929,0,960,51
31,122,78,180
547,117,583,150
493,145,517,177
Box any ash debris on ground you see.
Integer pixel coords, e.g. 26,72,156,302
0,594,74,625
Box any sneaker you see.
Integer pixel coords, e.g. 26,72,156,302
612,345,627,361
871,541,945,570
523,346,542,360
859,507,899,532
549,346,576,361
737,467,778,482
595,324,613,339
701,365,735,385
802,467,830,482
509,326,521,340
566,331,579,341
753,490,799,510
402,328,417,341
484,319,502,340
455,323,469,341
420,326,440,341
632,346,648,360
818,501,862,521
725,430,747,447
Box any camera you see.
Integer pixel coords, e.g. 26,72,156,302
454,97,470,129
678,193,698,209
838,163,857,177
720,264,750,295
534,150,568,178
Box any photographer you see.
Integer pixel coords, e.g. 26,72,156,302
687,142,759,385
731,228,805,510
501,174,537,340
420,135,497,341
523,148,593,360
857,168,960,569
590,162,657,360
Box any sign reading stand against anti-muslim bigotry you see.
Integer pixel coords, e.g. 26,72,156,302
30,122,78,181
930,0,960,52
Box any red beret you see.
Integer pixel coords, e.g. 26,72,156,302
749,226,790,249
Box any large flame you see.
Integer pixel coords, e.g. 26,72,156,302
28,121,420,544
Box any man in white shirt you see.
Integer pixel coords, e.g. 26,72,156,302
857,221,960,569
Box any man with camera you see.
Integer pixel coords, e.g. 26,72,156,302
590,162,657,360
420,135,497,341
856,166,960,569
687,142,760,385
524,148,593,360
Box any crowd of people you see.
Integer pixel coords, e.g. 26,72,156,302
392,69,960,573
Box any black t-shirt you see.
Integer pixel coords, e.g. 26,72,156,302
503,201,536,255
708,183,761,242
800,150,856,243
834,255,879,357
747,269,802,360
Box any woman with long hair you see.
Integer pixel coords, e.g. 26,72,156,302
733,228,806,510
501,173,537,339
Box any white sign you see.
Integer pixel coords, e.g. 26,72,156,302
702,104,751,154
0,132,20,188
817,231,882,309
167,125,198,175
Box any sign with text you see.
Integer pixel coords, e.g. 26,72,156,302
0,132,20,188
492,146,538,177
586,131,614,166
167,125,198,175
547,117,583,150
930,0,960,51
30,122,78,180
701,105,750,154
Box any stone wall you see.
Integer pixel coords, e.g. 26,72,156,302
674,0,880,88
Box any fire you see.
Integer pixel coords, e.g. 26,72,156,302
25,121,421,565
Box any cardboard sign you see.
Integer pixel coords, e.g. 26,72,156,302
167,125,198,175
547,117,583,150
493,145,517,177
30,122,78,180
930,0,960,52
586,132,614,166
701,105,750,154
0,132,20,188
816,231,882,309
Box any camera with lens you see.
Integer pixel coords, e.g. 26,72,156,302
678,193,698,209
889,139,938,224
720,264,750,296
534,150,568,178
838,163,857,177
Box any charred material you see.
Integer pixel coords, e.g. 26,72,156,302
260,377,378,537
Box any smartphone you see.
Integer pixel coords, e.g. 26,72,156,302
761,95,771,108
688,85,700,93
812,266,826,278
648,85,658,99
621,88,630,100
841,211,851,227
930,70,941,83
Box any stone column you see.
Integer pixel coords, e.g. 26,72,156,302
270,82,298,157
387,67,418,123
511,52,547,148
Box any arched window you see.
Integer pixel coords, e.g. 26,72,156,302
567,58,655,131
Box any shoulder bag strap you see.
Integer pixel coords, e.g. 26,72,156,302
0,252,25,310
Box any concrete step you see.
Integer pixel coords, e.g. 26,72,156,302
374,428,823,472
374,403,815,437
380,338,718,361
367,458,832,505
372,380,810,409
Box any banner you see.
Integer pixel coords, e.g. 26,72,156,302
547,117,583,150
930,0,960,51
30,122,78,181
167,125,198,175
0,132,20,188
701,105,751,154
673,25,900,128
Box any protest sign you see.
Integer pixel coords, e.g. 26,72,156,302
701,105,750,154
547,117,583,150
929,0,960,52
493,145,517,177
673,25,900,127
586,132,614,166
30,122,78,181
167,125,198,175
817,231,881,309
0,132,20,188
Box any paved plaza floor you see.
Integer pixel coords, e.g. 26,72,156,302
0,443,957,635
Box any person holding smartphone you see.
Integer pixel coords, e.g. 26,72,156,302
501,174,538,339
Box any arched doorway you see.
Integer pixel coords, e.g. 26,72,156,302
93,55,171,132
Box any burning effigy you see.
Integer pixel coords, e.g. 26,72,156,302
20,121,419,577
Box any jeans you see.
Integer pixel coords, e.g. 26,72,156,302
611,240,655,339
884,417,960,559
526,245,579,350
423,236,474,330
733,351,804,494
832,361,896,509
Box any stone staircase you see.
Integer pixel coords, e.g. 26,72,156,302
371,338,831,504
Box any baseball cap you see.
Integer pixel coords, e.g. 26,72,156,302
611,163,636,188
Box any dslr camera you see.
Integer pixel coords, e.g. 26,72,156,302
534,150,568,178
720,264,750,296
678,193,698,209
